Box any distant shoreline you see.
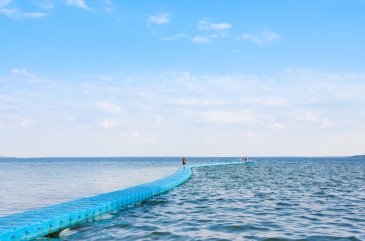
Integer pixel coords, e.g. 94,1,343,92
352,155,365,158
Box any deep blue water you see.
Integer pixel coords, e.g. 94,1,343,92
1,157,365,240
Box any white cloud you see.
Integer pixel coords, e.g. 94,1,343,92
0,0,11,7
154,114,163,123
0,120,8,129
121,131,158,143
190,20,231,44
242,31,281,45
294,111,335,129
270,120,284,130
96,102,123,114
191,35,213,44
65,0,90,10
121,131,140,140
19,120,35,128
167,98,199,106
9,68,51,87
0,1,46,19
296,112,319,123
242,130,256,138
11,68,33,76
1,68,365,156
154,19,231,44
198,20,232,31
210,23,232,31
100,119,120,129
199,110,256,124
167,98,229,107
320,119,334,129
148,12,170,25
239,97,288,106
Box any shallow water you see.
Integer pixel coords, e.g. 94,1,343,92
0,157,179,216
52,157,365,241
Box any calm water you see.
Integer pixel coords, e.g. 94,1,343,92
1,157,365,240
0,157,179,216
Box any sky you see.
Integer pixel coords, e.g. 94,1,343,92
0,0,365,157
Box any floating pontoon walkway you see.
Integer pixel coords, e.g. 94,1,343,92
0,162,247,241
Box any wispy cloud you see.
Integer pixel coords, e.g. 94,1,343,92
151,19,232,44
36,0,55,9
191,35,213,44
242,31,281,45
162,33,188,41
19,119,35,128
270,120,284,130
294,111,335,129
1,68,365,156
0,0,46,19
100,119,121,129
148,12,170,25
102,0,114,13
121,131,158,143
198,110,256,125
198,20,232,31
11,68,34,77
239,97,288,106
96,102,123,114
191,20,231,44
65,0,90,10
9,68,53,87
167,98,229,107
0,0,12,7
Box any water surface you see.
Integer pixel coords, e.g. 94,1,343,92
1,157,364,240
56,157,365,241
0,157,178,216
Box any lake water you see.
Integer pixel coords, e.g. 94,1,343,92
1,157,364,240
0,157,179,217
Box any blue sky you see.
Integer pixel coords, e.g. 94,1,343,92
1,0,365,157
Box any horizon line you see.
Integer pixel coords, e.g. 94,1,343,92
1,155,362,159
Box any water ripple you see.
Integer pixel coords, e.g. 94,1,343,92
57,158,365,240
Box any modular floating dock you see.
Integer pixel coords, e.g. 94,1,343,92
0,162,246,241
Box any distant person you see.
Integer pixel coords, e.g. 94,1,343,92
240,156,248,162
182,157,187,168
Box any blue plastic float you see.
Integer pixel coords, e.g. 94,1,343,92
0,161,248,241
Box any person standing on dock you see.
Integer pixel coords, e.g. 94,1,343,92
182,157,187,169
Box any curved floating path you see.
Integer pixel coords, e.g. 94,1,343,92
0,161,247,241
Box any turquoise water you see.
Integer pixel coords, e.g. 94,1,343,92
0,157,178,216
1,157,365,240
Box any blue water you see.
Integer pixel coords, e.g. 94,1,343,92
1,157,365,240
0,157,179,216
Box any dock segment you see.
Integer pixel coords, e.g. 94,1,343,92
0,161,246,241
